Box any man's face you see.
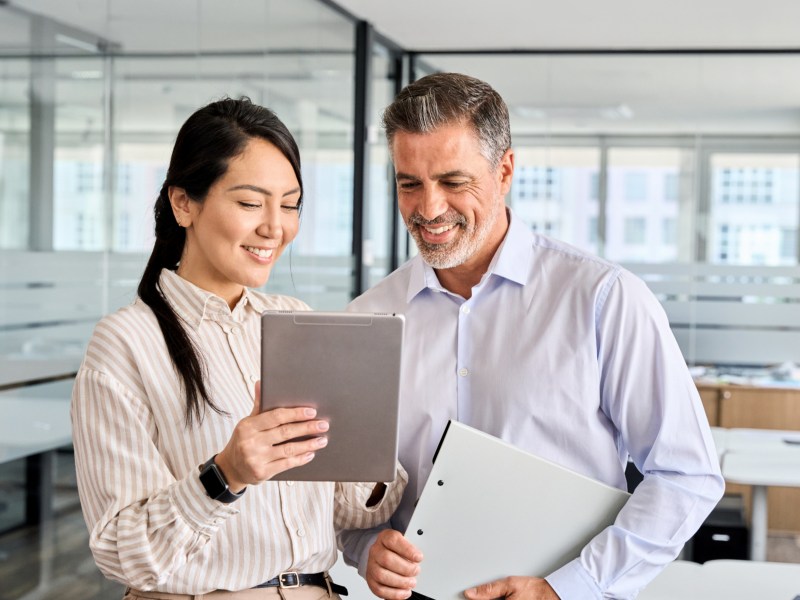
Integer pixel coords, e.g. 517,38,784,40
392,122,513,271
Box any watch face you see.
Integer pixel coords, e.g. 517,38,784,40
199,463,228,499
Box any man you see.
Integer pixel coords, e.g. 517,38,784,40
339,72,723,600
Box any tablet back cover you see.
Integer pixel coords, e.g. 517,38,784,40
261,311,403,482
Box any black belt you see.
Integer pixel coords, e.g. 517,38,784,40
255,571,348,596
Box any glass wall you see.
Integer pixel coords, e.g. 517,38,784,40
413,53,800,268
0,0,370,543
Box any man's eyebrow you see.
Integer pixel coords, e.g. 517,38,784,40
395,170,473,182
226,184,301,198
434,170,472,179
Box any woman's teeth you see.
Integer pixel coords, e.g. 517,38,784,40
245,246,273,258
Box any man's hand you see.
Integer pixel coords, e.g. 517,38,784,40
463,576,560,600
365,529,423,599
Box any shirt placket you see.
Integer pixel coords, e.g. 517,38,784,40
456,298,473,423
220,319,255,390
278,480,308,564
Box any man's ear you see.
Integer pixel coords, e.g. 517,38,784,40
168,186,192,228
497,148,514,196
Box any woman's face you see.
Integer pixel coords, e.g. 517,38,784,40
170,138,301,307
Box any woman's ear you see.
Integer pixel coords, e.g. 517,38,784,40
168,186,192,228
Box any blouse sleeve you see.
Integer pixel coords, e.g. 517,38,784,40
333,461,407,530
71,367,238,590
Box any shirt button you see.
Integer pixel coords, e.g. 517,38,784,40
458,367,469,377
286,480,295,487
461,305,470,314
297,528,305,537
230,326,240,335
249,374,258,383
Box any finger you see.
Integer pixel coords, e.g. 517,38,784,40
268,419,329,445
381,530,424,563
250,380,261,417
463,578,510,600
373,545,421,578
272,435,329,461
257,406,319,429
368,580,413,600
263,451,317,479
368,560,418,591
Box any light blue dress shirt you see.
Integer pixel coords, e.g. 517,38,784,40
340,209,724,599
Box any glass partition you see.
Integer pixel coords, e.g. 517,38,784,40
0,58,30,250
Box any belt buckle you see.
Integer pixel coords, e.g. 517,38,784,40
278,571,300,589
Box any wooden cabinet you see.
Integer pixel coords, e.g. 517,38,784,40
696,382,800,534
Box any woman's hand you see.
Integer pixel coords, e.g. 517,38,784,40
214,381,329,491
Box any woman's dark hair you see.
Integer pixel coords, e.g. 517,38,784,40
137,97,303,426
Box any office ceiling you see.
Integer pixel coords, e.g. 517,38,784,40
4,0,800,136
335,0,800,51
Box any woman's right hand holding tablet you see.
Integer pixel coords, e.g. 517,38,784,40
214,381,328,492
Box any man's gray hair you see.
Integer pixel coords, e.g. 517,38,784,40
382,72,511,169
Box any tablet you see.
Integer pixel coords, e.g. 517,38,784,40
260,310,404,482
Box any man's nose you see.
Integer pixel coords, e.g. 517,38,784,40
417,185,448,221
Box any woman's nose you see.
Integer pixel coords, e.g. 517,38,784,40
256,205,281,238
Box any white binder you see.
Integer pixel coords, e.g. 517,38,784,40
404,421,630,600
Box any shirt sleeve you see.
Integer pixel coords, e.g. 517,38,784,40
547,270,724,600
334,461,407,577
71,367,239,590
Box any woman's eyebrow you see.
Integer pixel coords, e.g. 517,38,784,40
226,184,301,198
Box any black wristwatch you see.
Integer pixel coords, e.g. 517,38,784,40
198,455,245,503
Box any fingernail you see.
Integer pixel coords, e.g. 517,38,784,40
304,408,316,417
317,421,329,431
316,436,328,447
304,452,315,461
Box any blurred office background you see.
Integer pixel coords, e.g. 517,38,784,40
1,0,800,598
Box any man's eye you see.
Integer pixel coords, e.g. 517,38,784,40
442,181,466,189
399,182,419,191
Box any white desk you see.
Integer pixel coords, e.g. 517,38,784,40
722,450,800,562
0,379,74,528
709,427,800,561
641,559,800,600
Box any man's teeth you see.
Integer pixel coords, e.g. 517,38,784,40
424,224,455,235
245,246,273,258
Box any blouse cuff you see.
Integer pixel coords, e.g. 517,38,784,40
170,470,239,535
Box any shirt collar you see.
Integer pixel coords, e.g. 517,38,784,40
405,208,532,302
157,269,264,330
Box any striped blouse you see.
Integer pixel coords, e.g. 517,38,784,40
71,268,406,593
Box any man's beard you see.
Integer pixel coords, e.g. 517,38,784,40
406,205,499,269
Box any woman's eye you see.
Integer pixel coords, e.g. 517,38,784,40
238,201,261,209
281,204,301,213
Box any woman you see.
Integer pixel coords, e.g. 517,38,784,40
71,97,406,599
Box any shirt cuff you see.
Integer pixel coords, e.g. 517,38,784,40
356,531,381,578
546,559,602,600
170,469,239,535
